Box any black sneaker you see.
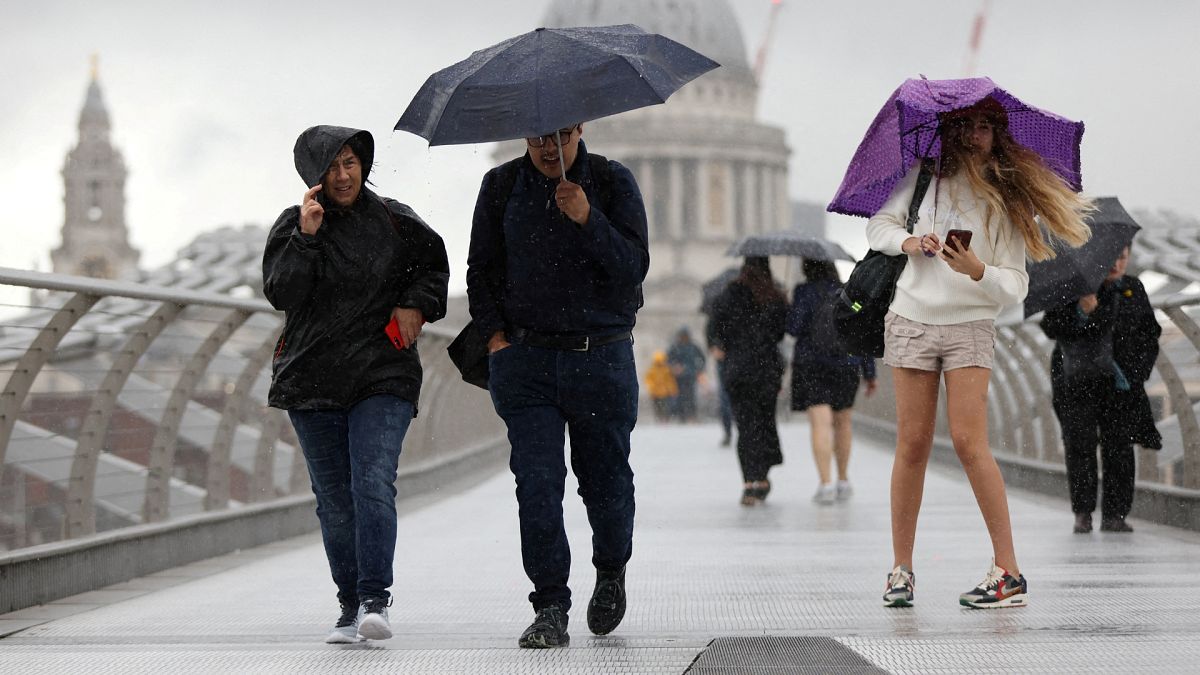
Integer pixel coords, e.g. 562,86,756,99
883,565,914,607
587,567,627,635
356,596,392,640
1100,516,1133,532
325,600,361,644
519,606,569,648
1073,512,1093,534
959,561,1028,609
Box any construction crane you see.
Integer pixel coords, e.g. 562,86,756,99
962,0,991,77
753,0,784,84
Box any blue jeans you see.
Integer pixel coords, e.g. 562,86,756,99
488,339,638,612
288,394,414,604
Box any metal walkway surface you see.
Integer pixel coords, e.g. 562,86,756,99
3,421,1199,673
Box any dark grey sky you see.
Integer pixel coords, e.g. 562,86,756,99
3,0,1197,290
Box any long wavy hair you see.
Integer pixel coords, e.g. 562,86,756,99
737,256,786,305
938,98,1093,261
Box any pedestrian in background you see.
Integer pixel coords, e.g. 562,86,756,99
644,350,679,422
707,256,788,506
263,125,449,643
787,258,877,505
1040,244,1161,534
668,326,706,422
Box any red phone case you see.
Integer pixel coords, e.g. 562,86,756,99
385,317,406,350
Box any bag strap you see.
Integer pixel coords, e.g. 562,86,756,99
906,158,936,233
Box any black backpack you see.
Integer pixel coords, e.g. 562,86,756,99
832,159,934,358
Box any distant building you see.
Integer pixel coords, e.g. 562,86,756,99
51,59,140,281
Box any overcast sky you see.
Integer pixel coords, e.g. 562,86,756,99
3,0,1197,297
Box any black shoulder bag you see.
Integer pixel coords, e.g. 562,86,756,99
832,159,934,358
448,155,615,389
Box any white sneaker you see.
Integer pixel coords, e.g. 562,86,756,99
324,603,361,644
813,483,836,505
356,598,393,640
835,480,853,500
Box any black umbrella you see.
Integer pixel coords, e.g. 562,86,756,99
700,267,740,314
396,24,718,157
1024,197,1142,318
725,231,856,262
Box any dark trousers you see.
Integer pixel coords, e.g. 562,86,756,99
716,361,733,437
288,394,414,604
1054,383,1135,519
726,376,782,482
488,339,638,612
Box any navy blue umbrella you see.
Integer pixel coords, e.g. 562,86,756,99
396,24,719,149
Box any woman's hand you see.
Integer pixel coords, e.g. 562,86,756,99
940,238,985,280
299,184,324,235
902,233,941,257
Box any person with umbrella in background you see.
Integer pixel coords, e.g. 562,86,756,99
701,268,741,446
1036,199,1161,534
395,24,716,649
787,258,877,505
706,256,789,506
263,125,449,643
834,79,1094,609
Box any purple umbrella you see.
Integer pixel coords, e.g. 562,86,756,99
828,77,1085,218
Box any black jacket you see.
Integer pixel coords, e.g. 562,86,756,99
263,125,449,411
1040,275,1162,448
465,141,649,339
707,281,788,387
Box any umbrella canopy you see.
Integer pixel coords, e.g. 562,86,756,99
828,77,1085,218
1023,197,1141,318
725,232,856,262
700,267,740,314
395,24,719,146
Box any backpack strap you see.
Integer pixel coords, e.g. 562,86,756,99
906,158,935,233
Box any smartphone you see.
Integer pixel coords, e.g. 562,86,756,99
385,317,407,350
946,228,974,251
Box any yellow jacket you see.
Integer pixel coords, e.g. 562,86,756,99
644,353,678,399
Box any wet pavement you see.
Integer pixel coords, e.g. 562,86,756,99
3,420,1198,673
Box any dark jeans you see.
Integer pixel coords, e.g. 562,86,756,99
288,394,414,604
726,376,783,482
1053,382,1134,518
489,339,638,612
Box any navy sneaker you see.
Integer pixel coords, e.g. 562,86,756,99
519,606,569,648
587,567,627,635
959,561,1028,609
883,565,915,607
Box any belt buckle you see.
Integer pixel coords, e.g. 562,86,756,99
572,336,590,352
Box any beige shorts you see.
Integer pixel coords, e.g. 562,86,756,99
882,311,996,372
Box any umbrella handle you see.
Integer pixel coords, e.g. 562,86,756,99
557,129,567,179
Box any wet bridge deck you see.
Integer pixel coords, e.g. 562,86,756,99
3,421,1198,673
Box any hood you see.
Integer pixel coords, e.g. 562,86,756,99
293,125,374,188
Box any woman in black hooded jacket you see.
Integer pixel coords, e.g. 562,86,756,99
262,125,449,643
1040,245,1161,534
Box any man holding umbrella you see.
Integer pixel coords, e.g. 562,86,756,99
467,124,648,648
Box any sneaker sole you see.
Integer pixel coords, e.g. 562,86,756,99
883,597,913,608
960,593,1028,609
357,615,393,640
519,633,570,648
325,629,361,644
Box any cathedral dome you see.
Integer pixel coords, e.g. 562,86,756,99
542,0,750,74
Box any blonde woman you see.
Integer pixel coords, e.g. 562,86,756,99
867,98,1092,609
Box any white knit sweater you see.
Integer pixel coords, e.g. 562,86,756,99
865,166,1029,325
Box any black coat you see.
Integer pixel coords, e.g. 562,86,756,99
1040,275,1162,449
263,125,450,412
707,281,788,389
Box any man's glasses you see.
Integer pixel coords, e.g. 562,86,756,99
526,127,578,147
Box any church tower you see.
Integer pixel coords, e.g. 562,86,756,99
51,57,140,280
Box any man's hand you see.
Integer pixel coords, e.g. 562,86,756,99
487,331,511,354
1078,294,1099,315
940,237,985,280
555,178,590,225
391,307,424,347
300,184,324,235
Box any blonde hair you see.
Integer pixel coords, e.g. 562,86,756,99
939,100,1093,262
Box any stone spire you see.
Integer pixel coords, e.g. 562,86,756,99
51,57,140,280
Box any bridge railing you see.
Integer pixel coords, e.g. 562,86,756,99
0,266,505,554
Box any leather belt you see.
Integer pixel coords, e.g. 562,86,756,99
509,328,632,352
